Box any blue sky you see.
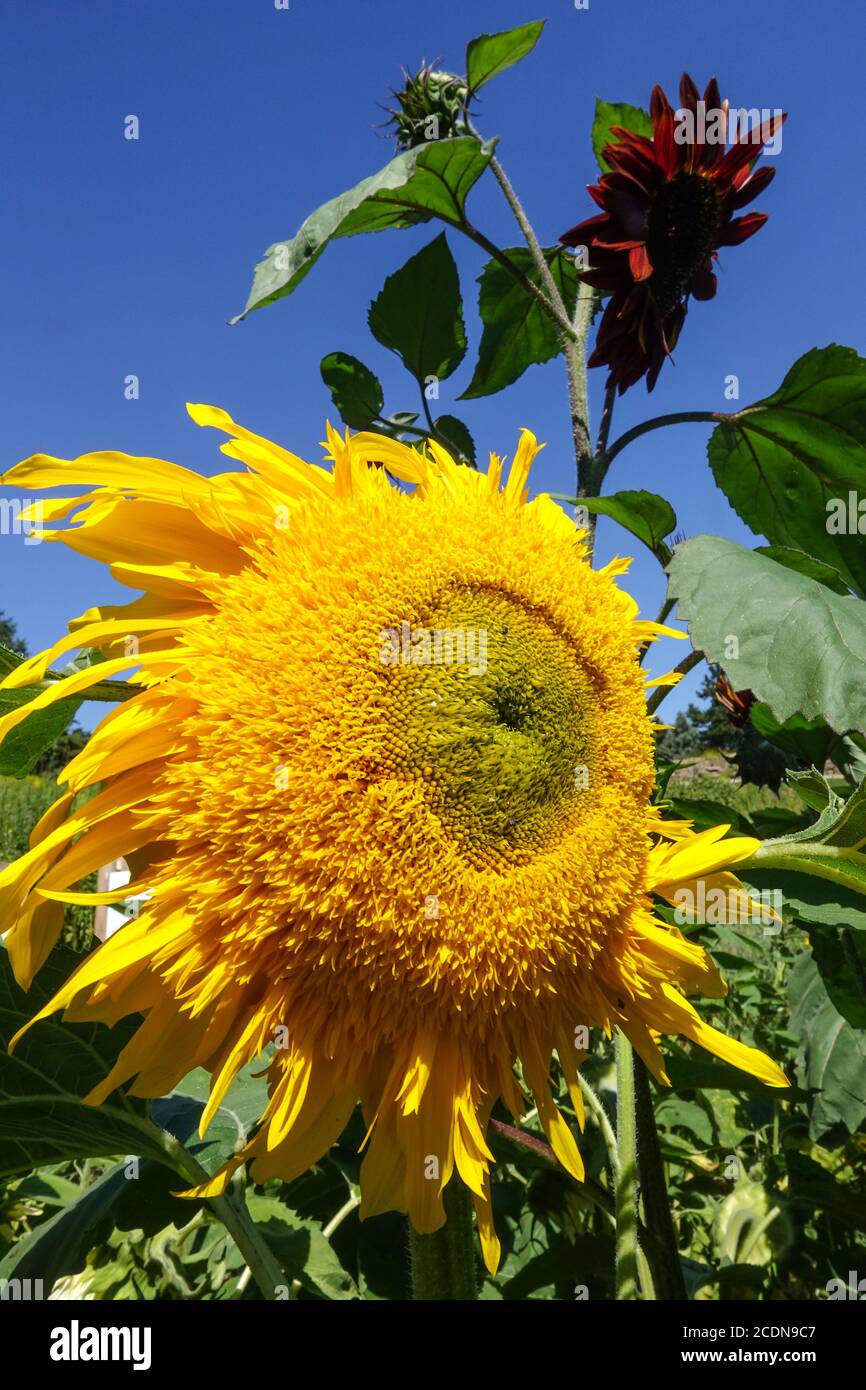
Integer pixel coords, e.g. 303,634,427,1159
1,0,862,728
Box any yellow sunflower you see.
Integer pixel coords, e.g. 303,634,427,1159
0,407,787,1275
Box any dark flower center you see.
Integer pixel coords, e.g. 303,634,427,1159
646,172,720,316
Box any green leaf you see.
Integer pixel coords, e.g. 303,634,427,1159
787,950,866,1140
591,99,653,172
744,775,866,922
0,946,170,1177
749,702,838,771
755,546,851,597
667,536,866,730
577,490,676,561
232,138,492,322
246,1193,357,1300
159,1059,271,1176
808,928,866,1030
0,643,23,678
0,1158,194,1290
460,246,579,399
320,352,383,429
664,1047,808,1100
708,346,866,598
368,233,466,384
433,414,475,466
0,689,83,778
466,20,545,94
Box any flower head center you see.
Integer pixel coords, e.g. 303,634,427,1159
390,587,597,867
646,171,720,315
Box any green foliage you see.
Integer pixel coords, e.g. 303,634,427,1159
465,20,545,95
319,352,383,429
232,138,492,322
368,232,466,385
574,489,676,562
591,99,653,171
667,536,866,731
708,347,866,598
461,246,579,398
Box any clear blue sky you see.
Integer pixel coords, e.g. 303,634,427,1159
1,0,863,727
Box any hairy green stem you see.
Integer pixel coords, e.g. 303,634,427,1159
646,649,704,715
160,1133,285,1300
632,1055,686,1299
409,1180,478,1300
567,282,597,505
578,1074,619,1176
614,1031,640,1300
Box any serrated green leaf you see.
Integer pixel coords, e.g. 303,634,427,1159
433,414,475,465
749,703,838,771
708,346,866,598
0,689,83,778
319,352,383,430
461,246,578,399
573,489,676,560
246,1194,357,1300
755,546,851,597
667,536,866,731
368,232,466,384
591,99,653,172
787,950,866,1140
233,138,492,321
466,20,545,93
808,928,866,1030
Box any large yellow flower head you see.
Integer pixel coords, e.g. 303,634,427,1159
0,408,786,1273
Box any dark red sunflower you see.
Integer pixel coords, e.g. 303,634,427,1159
561,75,785,392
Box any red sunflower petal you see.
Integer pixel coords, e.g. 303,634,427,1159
716,211,768,246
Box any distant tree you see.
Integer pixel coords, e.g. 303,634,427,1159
656,710,702,761
0,611,27,657
684,664,737,752
33,726,88,778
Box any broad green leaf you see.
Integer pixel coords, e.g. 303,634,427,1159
591,99,653,172
787,949,866,1140
320,352,383,429
708,346,866,598
232,138,492,321
159,1058,271,1176
745,775,866,922
433,413,475,466
466,20,545,94
0,688,83,778
831,731,866,787
808,928,866,1030
0,946,169,1177
749,702,838,771
0,647,114,779
0,643,22,678
0,1157,194,1290
460,246,579,399
246,1193,357,1300
368,233,466,384
664,1045,808,1099
755,546,850,597
667,535,866,730
575,489,676,560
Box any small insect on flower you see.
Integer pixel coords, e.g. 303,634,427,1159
0,409,787,1273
